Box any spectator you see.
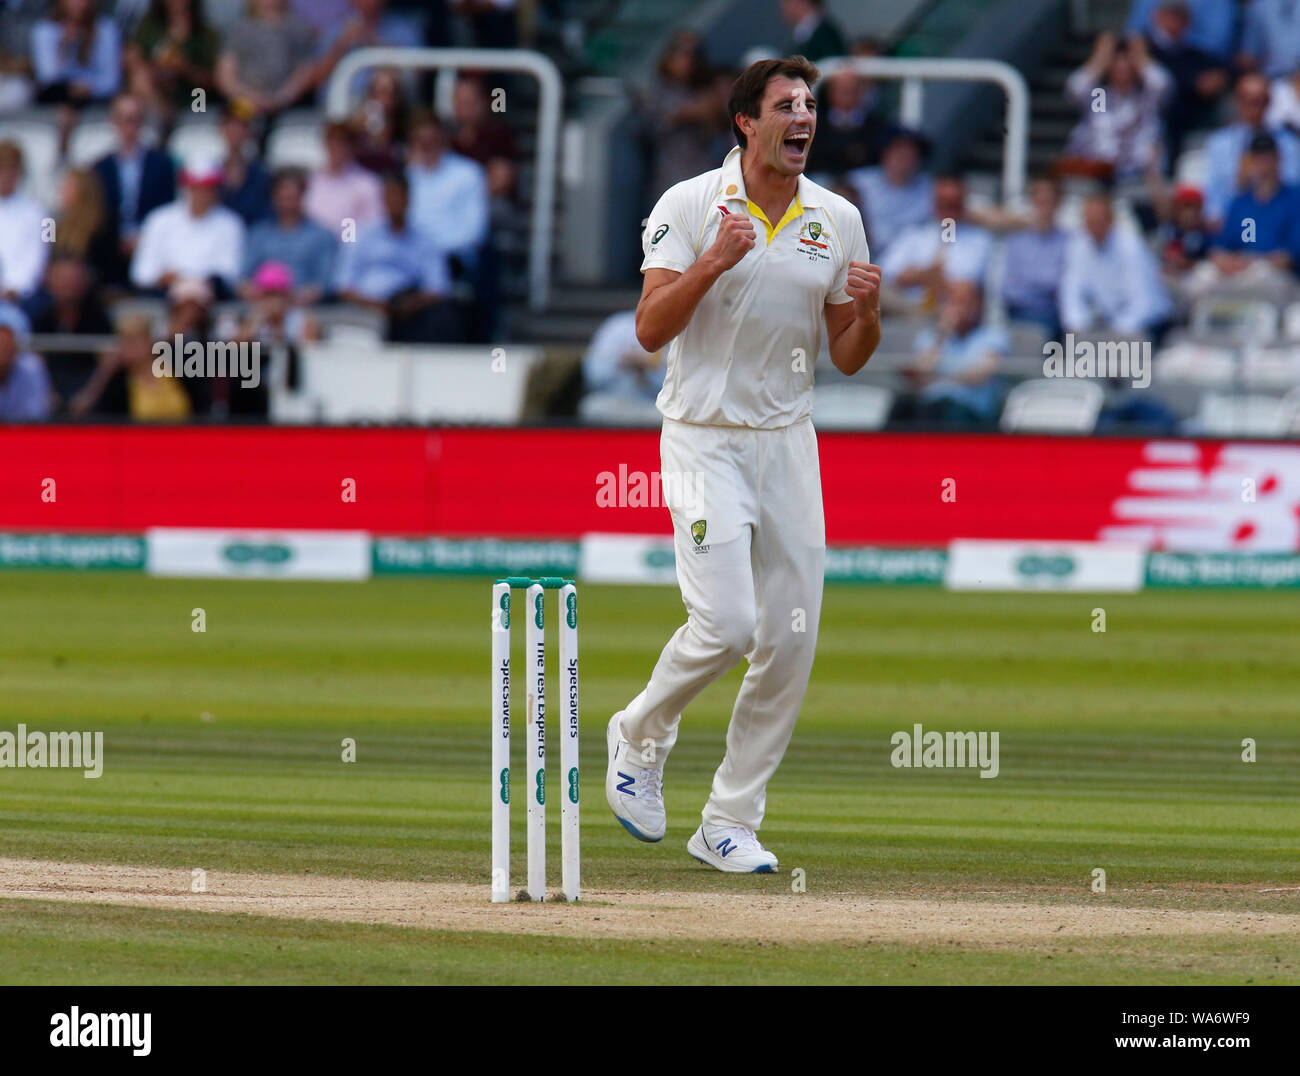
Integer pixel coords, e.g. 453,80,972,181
779,0,847,62
640,31,721,201
407,110,489,264
311,0,422,100
880,175,993,313
1000,175,1069,337
1060,194,1173,335
215,0,317,119
124,0,220,125
0,142,50,305
229,260,321,406
334,171,459,342
50,167,122,288
241,169,337,304
1266,66,1300,133
1061,32,1172,182
581,310,665,409
1155,185,1213,283
199,0,249,36
291,0,353,36
218,105,273,225
1127,0,1236,62
303,121,384,233
895,281,1007,428
448,0,515,50
846,128,932,260
30,0,121,104
0,303,51,420
1202,73,1300,225
807,68,886,176
69,310,197,419
1190,132,1300,298
352,67,410,174
451,74,518,201
30,255,113,411
0,0,42,111
1143,0,1230,164
93,93,177,264
1239,0,1300,79
130,157,245,296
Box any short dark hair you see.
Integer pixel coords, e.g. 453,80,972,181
271,167,308,195
728,55,820,151
409,108,444,132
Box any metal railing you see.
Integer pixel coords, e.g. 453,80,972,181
325,47,563,311
816,56,1030,203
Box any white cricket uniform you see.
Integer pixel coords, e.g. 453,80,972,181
617,146,870,830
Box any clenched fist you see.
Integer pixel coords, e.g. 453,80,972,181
706,212,756,272
845,261,882,324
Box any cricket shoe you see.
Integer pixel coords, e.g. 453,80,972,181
605,713,666,842
687,823,778,873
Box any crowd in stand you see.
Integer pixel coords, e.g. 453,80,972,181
609,0,1300,431
0,0,523,421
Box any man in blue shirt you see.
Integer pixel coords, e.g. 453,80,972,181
242,169,339,304
1239,0,1300,78
1203,132,1300,287
897,280,1008,427
334,171,460,342
1128,0,1237,62
846,127,932,260
0,303,50,420
1200,73,1300,224
1001,175,1069,337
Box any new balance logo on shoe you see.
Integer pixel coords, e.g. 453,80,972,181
716,837,736,857
616,772,636,796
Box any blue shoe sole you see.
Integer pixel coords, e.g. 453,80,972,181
616,815,663,843
690,853,776,873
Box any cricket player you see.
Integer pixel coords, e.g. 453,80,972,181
605,56,882,872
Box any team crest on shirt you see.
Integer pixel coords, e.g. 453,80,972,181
690,519,709,553
798,221,830,260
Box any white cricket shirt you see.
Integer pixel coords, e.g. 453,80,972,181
641,146,869,429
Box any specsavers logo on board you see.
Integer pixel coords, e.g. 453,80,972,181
146,529,371,580
947,540,1144,592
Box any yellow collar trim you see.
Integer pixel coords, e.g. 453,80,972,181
746,195,803,243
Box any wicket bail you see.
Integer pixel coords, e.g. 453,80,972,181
491,577,579,902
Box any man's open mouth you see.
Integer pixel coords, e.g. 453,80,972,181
783,132,811,157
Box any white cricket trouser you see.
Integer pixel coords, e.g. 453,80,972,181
616,416,826,830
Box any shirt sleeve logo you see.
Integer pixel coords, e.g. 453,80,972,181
652,224,669,244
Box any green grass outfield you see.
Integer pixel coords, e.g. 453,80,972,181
0,572,1297,984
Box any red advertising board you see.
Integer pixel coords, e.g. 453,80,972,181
2,426,1298,549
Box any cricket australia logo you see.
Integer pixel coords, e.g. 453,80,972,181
798,219,830,260
690,519,710,554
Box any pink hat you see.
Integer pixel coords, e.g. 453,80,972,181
252,261,295,293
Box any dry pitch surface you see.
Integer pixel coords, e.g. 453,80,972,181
4,858,1298,947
